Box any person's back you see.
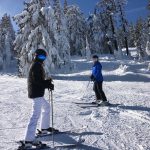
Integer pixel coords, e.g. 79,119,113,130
28,61,46,98
92,61,103,82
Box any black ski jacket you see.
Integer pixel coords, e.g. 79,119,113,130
28,61,50,99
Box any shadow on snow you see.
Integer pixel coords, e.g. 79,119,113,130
40,131,103,150
120,105,150,113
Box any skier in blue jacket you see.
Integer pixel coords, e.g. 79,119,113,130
90,55,108,105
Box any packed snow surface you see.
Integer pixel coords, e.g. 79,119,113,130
0,56,150,150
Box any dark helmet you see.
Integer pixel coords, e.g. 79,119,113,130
34,49,47,61
35,49,47,56
92,55,99,59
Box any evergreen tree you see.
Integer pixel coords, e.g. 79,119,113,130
87,13,97,54
65,5,86,56
128,23,136,47
146,1,150,57
96,0,119,54
87,13,103,54
13,0,61,76
0,14,15,70
64,0,68,15
53,0,62,33
148,0,150,10
115,0,129,55
85,37,91,60
0,22,3,70
4,32,11,68
134,18,146,59
53,0,70,66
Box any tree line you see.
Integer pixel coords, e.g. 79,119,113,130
0,0,149,76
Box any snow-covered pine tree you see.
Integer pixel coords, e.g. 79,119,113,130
53,0,70,66
65,5,86,56
53,0,62,33
64,0,68,15
134,18,147,60
146,2,150,58
98,15,113,54
142,19,149,58
115,0,129,55
96,0,119,54
4,32,11,69
87,12,103,54
128,23,136,48
87,7,116,55
86,13,96,54
146,1,150,70
13,0,61,77
0,14,15,70
0,22,3,70
148,0,150,10
85,37,91,60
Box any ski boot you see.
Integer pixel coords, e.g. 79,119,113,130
17,141,32,150
98,101,110,106
37,127,59,136
92,100,102,104
17,140,47,150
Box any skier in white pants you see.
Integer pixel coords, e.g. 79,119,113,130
25,97,50,141
23,49,58,148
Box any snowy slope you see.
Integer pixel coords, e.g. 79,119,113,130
0,57,150,150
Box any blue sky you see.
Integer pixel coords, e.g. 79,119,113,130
0,0,149,30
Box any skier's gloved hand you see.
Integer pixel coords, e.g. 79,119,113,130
90,75,95,81
47,77,53,83
48,83,54,91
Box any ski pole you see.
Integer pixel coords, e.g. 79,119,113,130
49,90,55,148
82,80,91,99
86,80,90,89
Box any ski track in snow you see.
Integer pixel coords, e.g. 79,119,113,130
0,57,150,150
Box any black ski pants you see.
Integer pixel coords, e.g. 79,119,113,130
93,81,107,101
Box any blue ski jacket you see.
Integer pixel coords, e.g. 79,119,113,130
92,61,103,82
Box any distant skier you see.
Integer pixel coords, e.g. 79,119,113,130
90,55,109,105
23,49,58,149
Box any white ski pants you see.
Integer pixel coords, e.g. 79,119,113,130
25,97,50,141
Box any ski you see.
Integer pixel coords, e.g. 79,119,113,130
74,102,97,105
17,146,50,150
74,101,112,105
36,130,76,138
54,144,79,149
79,103,121,108
16,141,50,150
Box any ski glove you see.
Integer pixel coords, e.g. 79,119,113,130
47,77,53,82
90,75,95,81
48,83,54,91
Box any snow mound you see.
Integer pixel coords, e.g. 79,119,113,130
90,110,100,119
115,64,129,75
